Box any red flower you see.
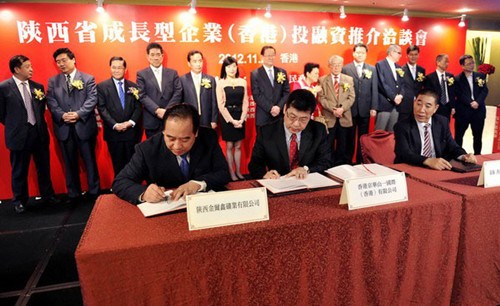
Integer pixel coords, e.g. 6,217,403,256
477,63,495,75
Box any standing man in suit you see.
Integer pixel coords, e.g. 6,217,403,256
0,55,59,213
179,50,217,129
319,55,355,165
394,89,476,170
113,103,230,204
251,46,290,128
47,48,100,203
423,54,456,121
137,42,182,138
375,44,405,132
400,45,426,122
248,89,331,179
342,43,378,163
97,56,143,177
454,54,489,155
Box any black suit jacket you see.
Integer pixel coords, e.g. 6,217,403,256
401,64,425,115
97,78,143,143
248,119,332,178
112,128,231,204
179,73,217,127
375,59,405,112
394,115,466,166
342,62,378,117
454,71,488,120
0,78,50,150
423,71,456,118
136,67,182,130
250,66,290,126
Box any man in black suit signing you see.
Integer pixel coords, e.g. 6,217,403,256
248,89,332,179
0,55,58,213
113,103,231,204
97,56,143,177
394,89,476,170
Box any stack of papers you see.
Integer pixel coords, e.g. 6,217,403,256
257,172,340,194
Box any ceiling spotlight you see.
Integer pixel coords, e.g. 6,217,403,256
96,0,105,13
401,8,409,22
458,14,466,27
264,4,272,19
189,0,197,14
339,5,347,19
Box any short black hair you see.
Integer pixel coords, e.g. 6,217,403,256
285,89,317,114
187,50,203,62
406,45,420,54
146,42,163,54
303,62,319,76
53,48,75,61
260,45,276,56
9,54,29,74
416,89,439,104
353,43,368,52
109,56,127,68
220,56,239,79
459,54,474,66
436,53,447,62
163,103,200,133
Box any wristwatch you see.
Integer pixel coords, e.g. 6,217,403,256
303,165,310,173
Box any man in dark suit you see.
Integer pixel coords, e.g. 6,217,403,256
47,48,100,203
342,43,378,163
375,44,405,132
394,89,476,170
454,54,489,155
113,103,230,204
0,55,58,213
423,54,456,121
179,50,217,129
251,46,290,128
97,56,143,177
137,42,182,138
248,89,331,179
400,45,426,122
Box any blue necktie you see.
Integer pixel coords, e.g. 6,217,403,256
180,154,189,180
118,81,125,109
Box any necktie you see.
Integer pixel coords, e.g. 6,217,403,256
289,133,299,170
422,123,432,158
356,65,362,78
155,69,162,92
267,68,274,87
117,81,125,109
334,76,339,98
194,76,201,115
66,74,73,92
411,66,416,80
440,74,448,105
180,154,189,180
21,82,36,125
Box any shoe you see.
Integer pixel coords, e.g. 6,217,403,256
14,203,26,214
64,196,81,205
236,173,245,180
230,173,238,181
41,195,62,205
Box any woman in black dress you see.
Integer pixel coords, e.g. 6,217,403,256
216,56,249,181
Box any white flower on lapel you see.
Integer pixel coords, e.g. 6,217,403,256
71,80,84,90
201,78,211,89
363,69,372,79
33,88,45,100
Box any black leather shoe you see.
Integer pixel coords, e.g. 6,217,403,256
41,195,62,205
14,203,26,214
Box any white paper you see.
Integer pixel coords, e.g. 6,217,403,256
257,172,340,194
326,163,399,182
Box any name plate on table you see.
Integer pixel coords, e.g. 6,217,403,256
186,187,269,231
477,160,500,188
339,172,408,210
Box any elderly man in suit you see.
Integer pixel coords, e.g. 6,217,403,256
47,48,100,203
97,56,143,177
113,103,230,204
394,89,476,170
375,44,405,132
319,55,355,166
0,55,59,213
342,43,378,163
248,89,331,179
251,45,290,128
179,50,217,129
454,54,489,155
400,45,426,122
137,42,182,138
423,54,456,121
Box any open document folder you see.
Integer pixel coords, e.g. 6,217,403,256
257,172,340,195
325,163,399,182
137,190,213,217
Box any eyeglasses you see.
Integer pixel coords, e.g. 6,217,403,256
286,110,310,124
393,51,402,54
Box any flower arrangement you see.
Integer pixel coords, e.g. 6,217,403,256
342,83,350,92
71,80,84,90
363,69,372,79
33,88,45,100
128,87,139,100
447,77,454,86
395,68,404,77
276,72,286,84
201,78,211,89
416,72,425,82
477,63,495,75
476,77,485,87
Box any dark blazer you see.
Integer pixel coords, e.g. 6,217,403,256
454,71,488,120
47,70,98,141
423,71,456,118
112,128,231,204
394,115,466,166
97,78,142,143
401,63,425,115
0,78,50,150
248,119,332,178
250,66,290,126
179,73,217,127
342,62,378,117
136,67,182,130
375,59,405,112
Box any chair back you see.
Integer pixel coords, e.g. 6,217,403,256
360,130,396,164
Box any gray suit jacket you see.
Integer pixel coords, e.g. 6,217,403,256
342,62,378,118
47,70,98,141
179,73,217,127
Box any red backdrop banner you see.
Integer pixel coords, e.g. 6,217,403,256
0,3,466,198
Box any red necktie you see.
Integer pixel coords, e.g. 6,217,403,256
289,133,299,169
334,76,339,98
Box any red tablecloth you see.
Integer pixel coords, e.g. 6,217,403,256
390,154,500,306
76,179,463,306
